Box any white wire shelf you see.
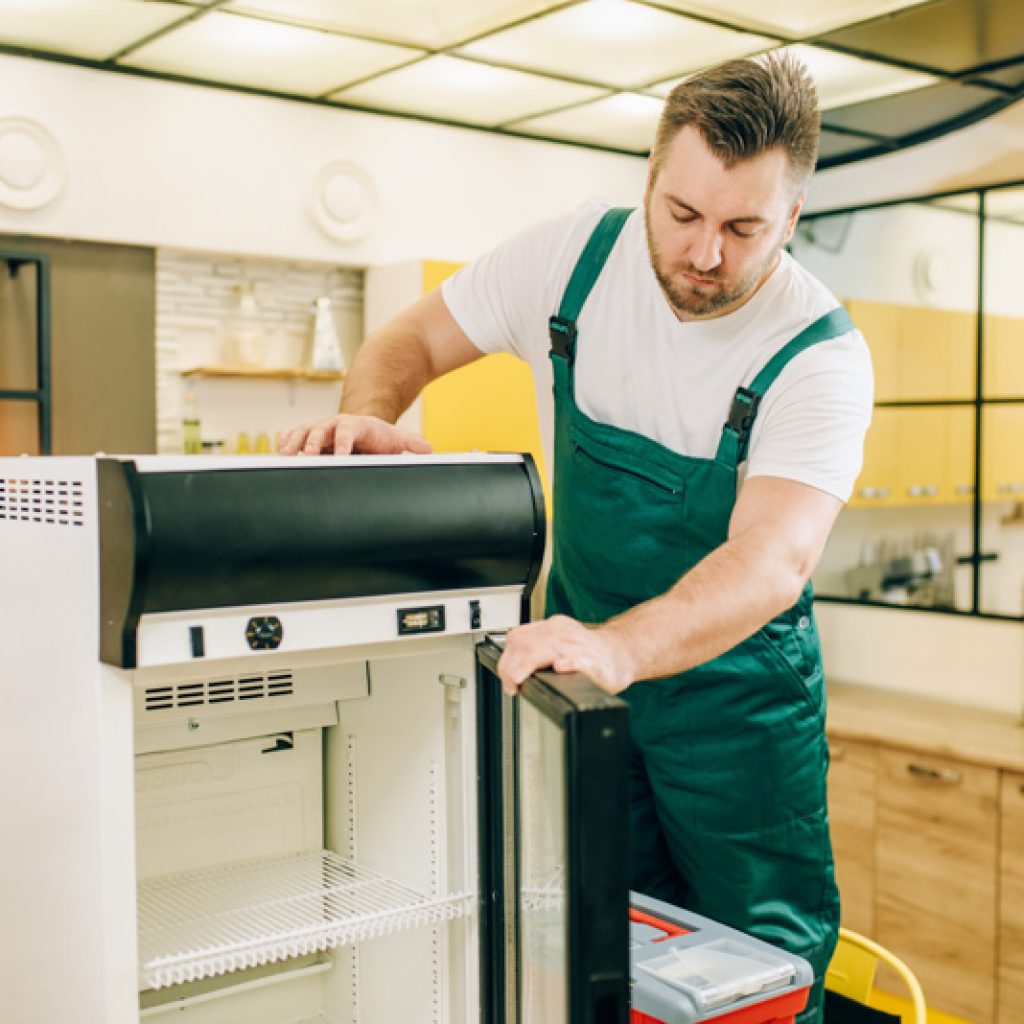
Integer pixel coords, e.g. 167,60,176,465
138,849,473,990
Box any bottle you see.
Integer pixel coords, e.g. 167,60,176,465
254,431,271,454
236,431,252,455
225,282,265,366
182,392,201,455
309,296,346,371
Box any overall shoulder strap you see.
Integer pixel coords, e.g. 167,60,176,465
719,305,856,465
549,207,632,361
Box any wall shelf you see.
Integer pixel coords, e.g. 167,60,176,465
181,366,345,382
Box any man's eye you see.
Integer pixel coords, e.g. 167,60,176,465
731,225,758,238
672,213,697,224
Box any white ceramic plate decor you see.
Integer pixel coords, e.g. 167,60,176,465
309,160,378,242
0,117,67,210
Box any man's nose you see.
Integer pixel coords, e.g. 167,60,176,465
688,226,723,273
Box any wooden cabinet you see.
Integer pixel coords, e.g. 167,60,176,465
999,772,1024,1024
828,684,1024,1024
982,405,1024,502
898,305,976,402
848,299,901,402
850,406,976,508
827,738,876,936
983,315,1024,399
418,260,551,504
849,407,901,507
846,299,975,402
874,749,998,1022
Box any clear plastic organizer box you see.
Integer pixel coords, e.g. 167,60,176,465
630,893,814,1024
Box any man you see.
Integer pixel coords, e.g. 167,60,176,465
281,53,873,1022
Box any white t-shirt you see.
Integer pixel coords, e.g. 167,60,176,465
442,202,874,502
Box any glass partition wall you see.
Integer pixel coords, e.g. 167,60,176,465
793,182,1024,620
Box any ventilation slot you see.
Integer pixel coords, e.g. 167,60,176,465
0,477,85,527
144,672,294,712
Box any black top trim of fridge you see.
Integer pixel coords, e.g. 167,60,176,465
98,457,546,668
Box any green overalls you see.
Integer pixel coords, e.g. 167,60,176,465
546,208,848,1024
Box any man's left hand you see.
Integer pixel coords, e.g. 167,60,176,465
495,615,636,696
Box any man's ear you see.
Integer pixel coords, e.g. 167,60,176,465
783,190,807,244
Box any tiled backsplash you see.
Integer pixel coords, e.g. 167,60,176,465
156,251,363,453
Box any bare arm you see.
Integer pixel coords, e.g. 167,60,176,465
496,475,842,693
278,288,483,454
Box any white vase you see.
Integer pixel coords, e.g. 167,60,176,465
310,296,346,371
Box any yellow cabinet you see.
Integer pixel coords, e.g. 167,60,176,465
418,260,551,504
984,315,1024,398
999,772,1024,1024
827,738,876,936
982,405,1024,502
849,406,975,508
875,749,998,1023
898,305,976,402
847,299,901,402
846,299,976,402
849,407,901,507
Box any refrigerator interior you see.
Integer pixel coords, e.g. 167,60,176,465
132,638,482,1024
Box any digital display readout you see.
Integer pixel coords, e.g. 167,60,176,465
397,605,446,636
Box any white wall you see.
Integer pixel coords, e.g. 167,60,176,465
0,53,647,266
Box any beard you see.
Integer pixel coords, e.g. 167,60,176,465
644,206,781,319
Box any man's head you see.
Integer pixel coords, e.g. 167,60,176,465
644,53,819,320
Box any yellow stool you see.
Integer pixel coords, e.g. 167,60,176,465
826,928,927,1024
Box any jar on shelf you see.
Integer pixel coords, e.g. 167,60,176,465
223,282,265,367
309,296,346,372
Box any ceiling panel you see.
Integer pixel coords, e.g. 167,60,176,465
332,55,608,127
780,44,939,108
508,92,664,150
657,0,937,39
973,62,1024,91
818,0,1024,73
822,80,1005,139
457,0,772,89
122,11,422,96
648,44,939,109
0,0,189,61
224,0,558,49
817,129,883,162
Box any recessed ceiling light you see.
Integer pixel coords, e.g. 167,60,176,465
122,11,421,96
458,0,772,89
333,55,607,127
509,92,664,151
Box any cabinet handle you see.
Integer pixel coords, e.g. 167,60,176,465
955,484,975,495
998,482,1024,495
908,484,939,498
907,763,962,785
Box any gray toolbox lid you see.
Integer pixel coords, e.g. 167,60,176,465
630,892,814,1023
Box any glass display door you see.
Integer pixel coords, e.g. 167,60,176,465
476,637,630,1024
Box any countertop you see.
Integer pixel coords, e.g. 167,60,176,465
827,680,1024,773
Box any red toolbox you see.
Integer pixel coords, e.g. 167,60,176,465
630,894,813,1024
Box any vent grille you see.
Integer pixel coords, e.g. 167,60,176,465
0,477,85,526
145,672,294,712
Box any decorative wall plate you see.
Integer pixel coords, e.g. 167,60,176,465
0,117,66,210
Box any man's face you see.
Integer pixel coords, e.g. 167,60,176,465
644,125,805,320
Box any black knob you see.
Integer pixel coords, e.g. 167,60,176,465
245,615,283,651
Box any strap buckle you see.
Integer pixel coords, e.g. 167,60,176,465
548,316,578,360
726,387,762,445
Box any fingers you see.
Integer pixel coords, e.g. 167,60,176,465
276,415,434,456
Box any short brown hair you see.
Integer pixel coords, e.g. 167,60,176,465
650,52,819,190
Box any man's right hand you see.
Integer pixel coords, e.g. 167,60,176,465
277,414,434,456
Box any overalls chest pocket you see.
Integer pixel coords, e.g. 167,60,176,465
562,424,689,605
